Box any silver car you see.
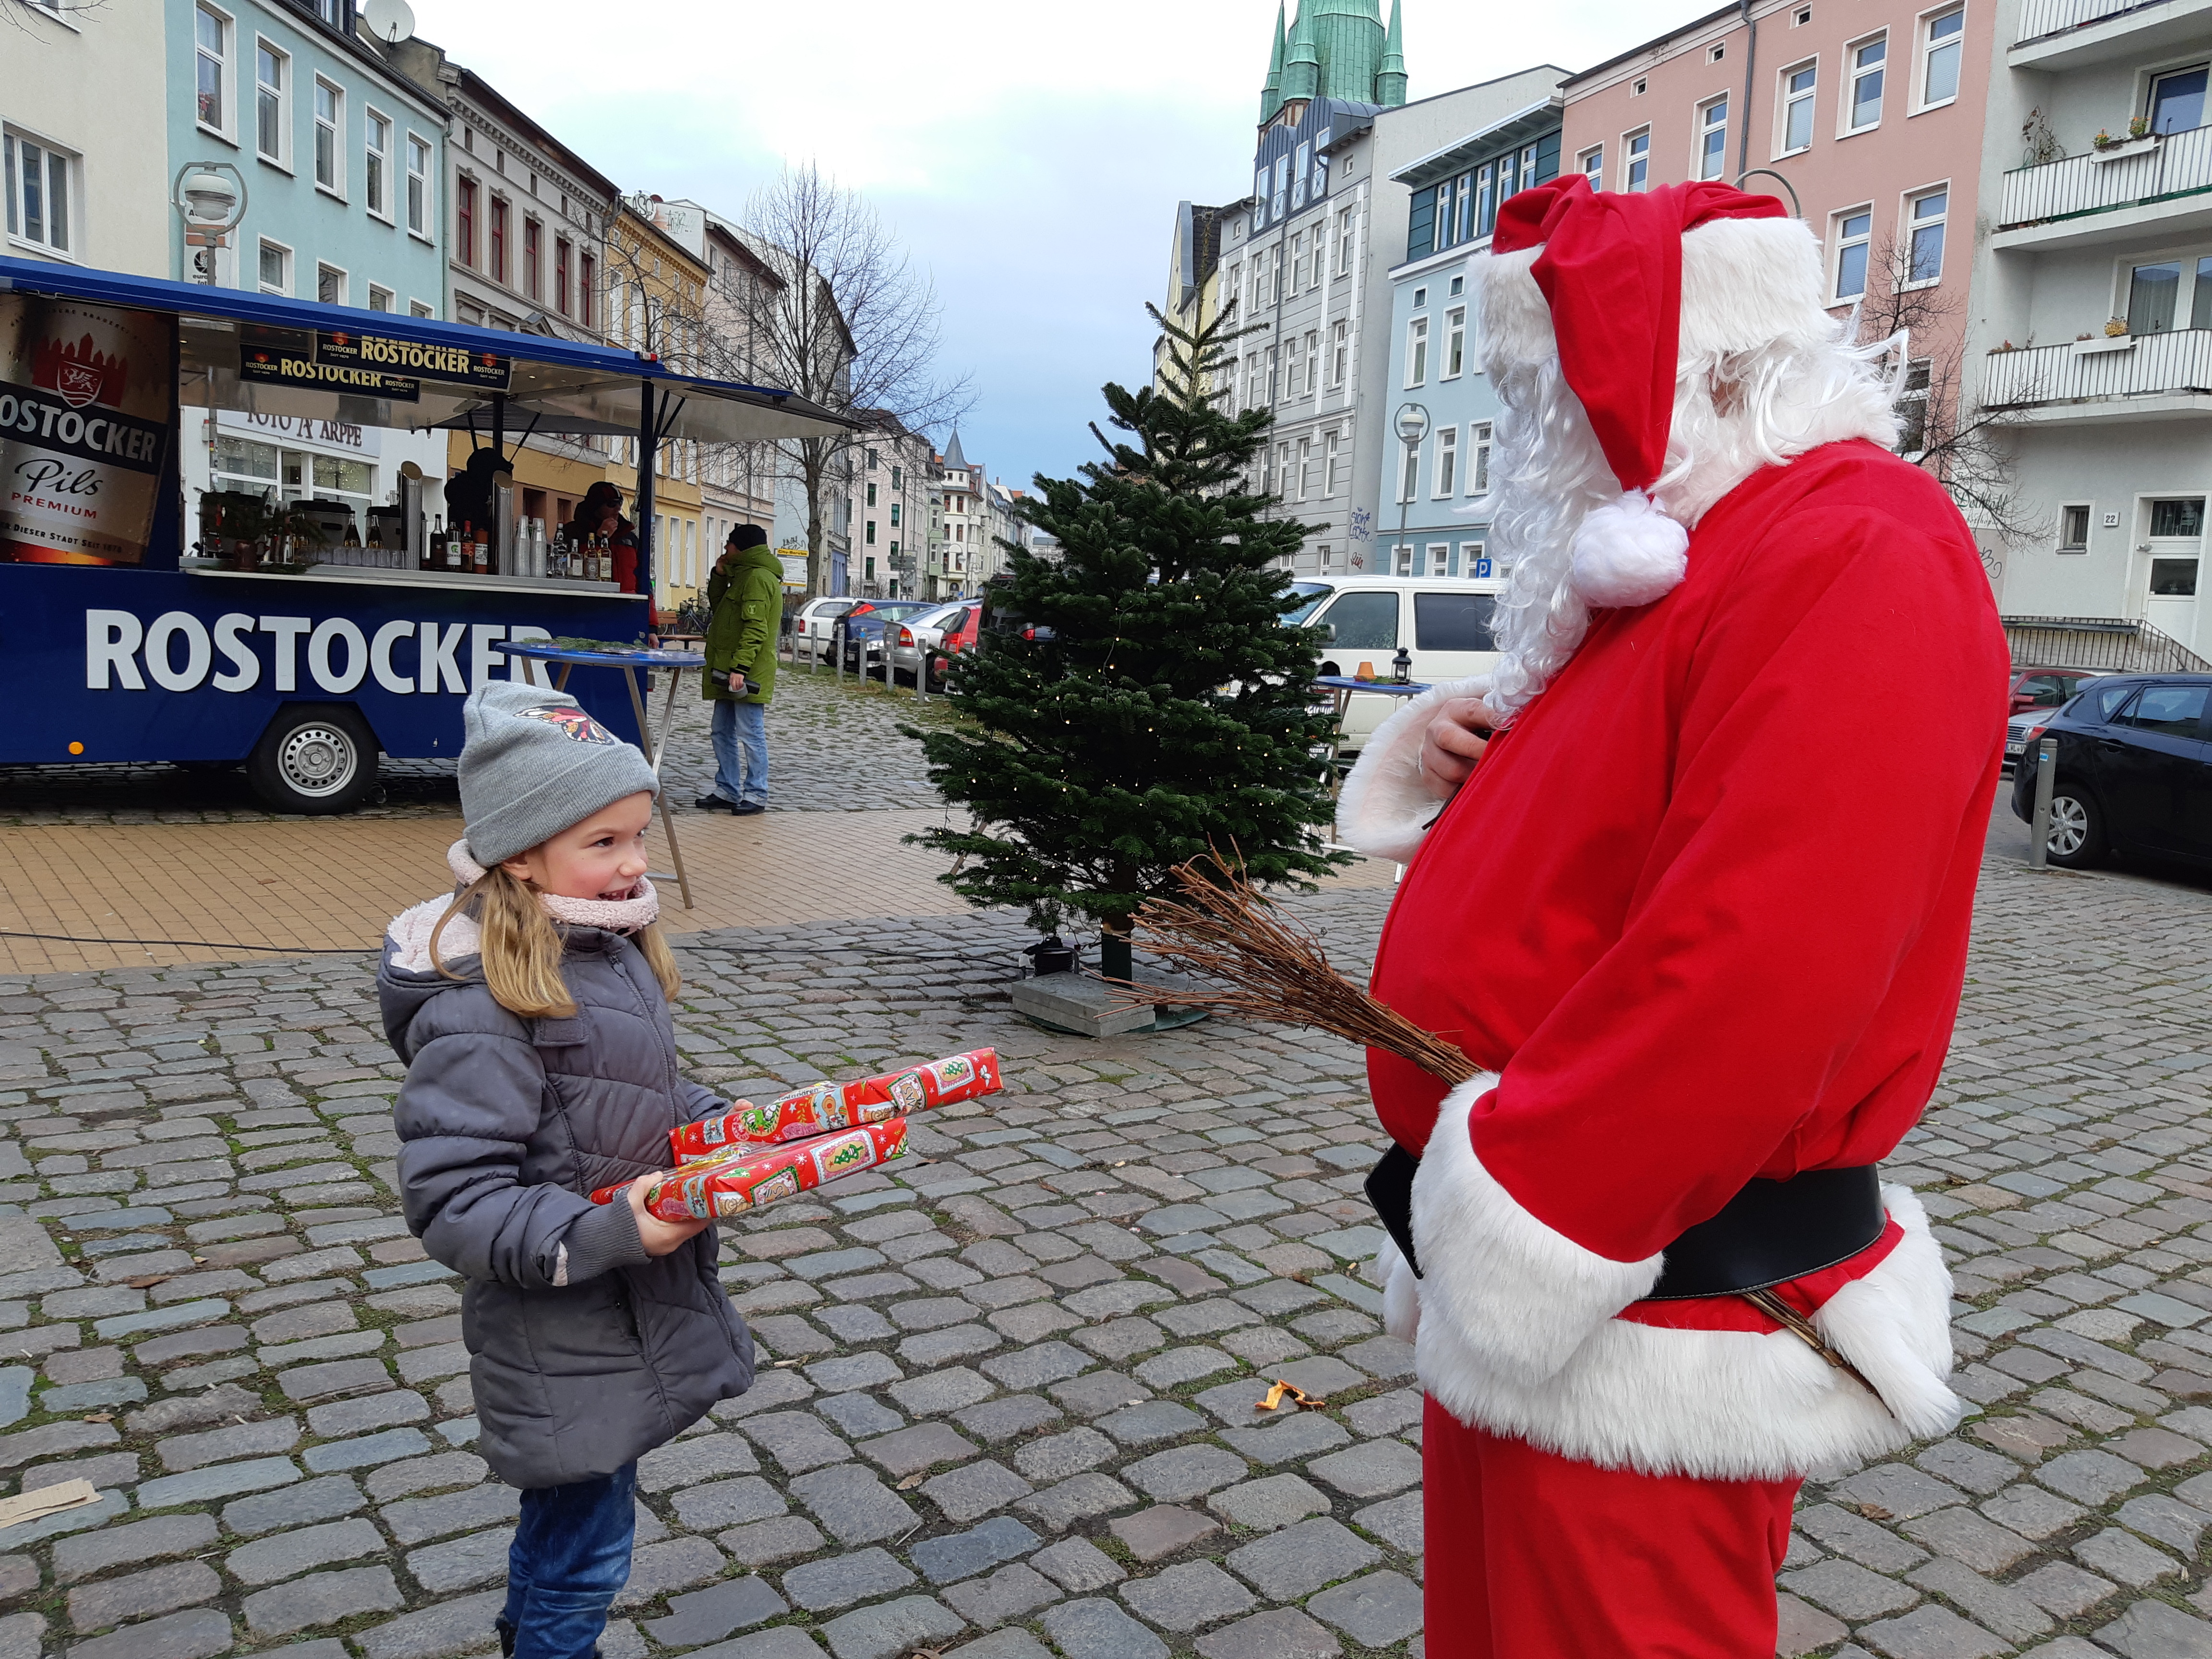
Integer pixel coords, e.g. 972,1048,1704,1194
889,600,973,687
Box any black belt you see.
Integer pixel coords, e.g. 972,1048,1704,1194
1365,1146,1884,1299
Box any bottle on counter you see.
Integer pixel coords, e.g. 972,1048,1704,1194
474,523,490,574
549,529,567,580
428,516,445,571
594,534,610,583
366,521,385,565
343,519,362,552
449,521,468,572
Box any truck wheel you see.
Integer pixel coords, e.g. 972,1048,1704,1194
246,705,380,815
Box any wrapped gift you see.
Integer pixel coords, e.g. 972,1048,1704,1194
592,1118,911,1221
671,1047,1000,1160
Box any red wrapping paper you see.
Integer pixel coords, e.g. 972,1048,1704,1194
670,1048,1000,1160
592,1118,911,1220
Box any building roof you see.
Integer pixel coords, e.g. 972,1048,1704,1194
1390,92,1567,187
942,431,969,471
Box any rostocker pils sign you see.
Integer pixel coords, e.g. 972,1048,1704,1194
239,327,512,401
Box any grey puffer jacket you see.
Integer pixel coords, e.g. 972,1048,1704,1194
378,912,754,1490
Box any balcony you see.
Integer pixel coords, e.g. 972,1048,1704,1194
2013,0,2212,67
1983,326,2212,421
1996,124,2212,246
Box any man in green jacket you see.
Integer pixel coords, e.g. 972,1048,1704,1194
697,525,782,815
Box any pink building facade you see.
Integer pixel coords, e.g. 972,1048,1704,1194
1557,0,1995,457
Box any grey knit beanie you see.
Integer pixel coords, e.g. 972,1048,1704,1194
459,681,661,868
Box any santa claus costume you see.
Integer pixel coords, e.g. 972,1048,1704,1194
1337,177,2009,1656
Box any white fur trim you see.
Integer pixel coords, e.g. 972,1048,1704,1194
385,894,481,974
1410,1076,1665,1390
447,838,659,932
1568,490,1690,608
1410,1111,1964,1478
1377,1235,1420,1344
1334,677,1486,863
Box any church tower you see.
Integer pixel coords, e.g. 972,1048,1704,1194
1256,0,1407,119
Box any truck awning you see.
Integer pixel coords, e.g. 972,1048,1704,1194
0,254,853,445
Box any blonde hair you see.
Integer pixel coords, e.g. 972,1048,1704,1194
430,863,681,1018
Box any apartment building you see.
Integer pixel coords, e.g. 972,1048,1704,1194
1376,88,1564,580
1154,198,1245,396
1560,0,1992,544
7,0,168,276
853,417,934,600
1968,0,2212,661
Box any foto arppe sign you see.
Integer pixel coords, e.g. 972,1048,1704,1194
0,293,175,566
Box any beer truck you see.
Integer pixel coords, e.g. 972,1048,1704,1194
0,255,846,810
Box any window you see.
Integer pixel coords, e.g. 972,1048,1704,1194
1293,142,1310,209
579,252,595,326
405,134,430,235
257,239,290,294
1461,539,1488,573
1697,97,1729,180
1416,591,1497,652
866,520,877,545
255,41,287,163
1633,76,1648,96
1336,207,1355,275
1286,232,1301,297
2059,505,2091,551
490,197,507,284
555,237,571,315
2151,497,2204,536
1427,542,1452,576
1895,357,1931,452
1434,427,1458,496
1834,208,1873,299
1322,591,1399,649
1920,9,1963,107
2149,66,2208,135
456,177,476,267
1405,316,1429,387
890,503,901,527
1847,36,1886,132
1324,430,1341,495
1580,145,1604,183
892,465,902,488
1399,442,1420,503
409,300,434,318
1468,421,1493,494
1296,438,1312,500
195,5,229,133
1413,286,1428,308
368,283,393,313
313,79,340,193
1906,187,1947,282
1304,329,1320,394
1394,544,1415,576
867,482,877,507
1444,307,1466,377
317,263,344,304
1273,154,1289,219
3,132,73,256
2195,257,2212,329
364,111,389,217
2118,684,2208,734
1795,4,1813,21
2129,262,2182,334
1709,42,1727,62
1624,129,1651,191
524,219,541,301
1781,63,1816,153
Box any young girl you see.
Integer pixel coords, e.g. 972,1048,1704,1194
380,681,755,1659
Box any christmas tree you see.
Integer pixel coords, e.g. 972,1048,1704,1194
907,303,1348,979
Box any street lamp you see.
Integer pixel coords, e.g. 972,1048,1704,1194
171,163,247,285
1393,402,1431,576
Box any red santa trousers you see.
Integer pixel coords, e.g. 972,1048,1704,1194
1423,1398,1799,1659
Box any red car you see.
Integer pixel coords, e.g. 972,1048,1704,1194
2008,666,2101,714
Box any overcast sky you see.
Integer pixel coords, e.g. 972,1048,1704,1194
420,0,1667,491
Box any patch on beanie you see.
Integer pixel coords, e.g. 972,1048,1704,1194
518,705,617,745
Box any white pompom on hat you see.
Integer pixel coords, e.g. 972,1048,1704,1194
1490,175,1795,608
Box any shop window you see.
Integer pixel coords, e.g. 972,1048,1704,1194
1920,9,1963,108
3,130,74,257
1846,36,1886,132
406,134,430,236
365,111,390,218
1697,96,1729,179
255,40,287,164
1834,208,1873,299
195,5,231,134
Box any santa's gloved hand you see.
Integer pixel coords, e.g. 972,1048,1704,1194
1418,697,1495,800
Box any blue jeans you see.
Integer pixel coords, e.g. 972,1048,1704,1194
711,697,768,806
499,1463,636,1659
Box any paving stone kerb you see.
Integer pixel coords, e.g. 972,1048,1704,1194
0,748,2209,1659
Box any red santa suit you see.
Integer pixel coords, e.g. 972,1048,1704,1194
1337,180,2010,1657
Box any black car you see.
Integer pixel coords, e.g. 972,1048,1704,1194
2010,673,2212,868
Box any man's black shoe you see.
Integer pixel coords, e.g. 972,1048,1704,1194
695,794,738,813
732,801,767,817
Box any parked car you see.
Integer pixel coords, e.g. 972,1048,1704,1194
2008,666,2104,716
890,601,981,689
1289,575,1510,755
791,598,858,660
838,600,935,672
2009,673,2212,868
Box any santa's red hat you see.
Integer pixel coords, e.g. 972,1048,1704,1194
1486,177,1807,608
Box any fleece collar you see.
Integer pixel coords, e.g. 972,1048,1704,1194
383,841,660,975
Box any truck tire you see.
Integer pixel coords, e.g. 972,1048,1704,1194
246,704,380,815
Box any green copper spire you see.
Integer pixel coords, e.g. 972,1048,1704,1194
1261,3,1287,121
1283,3,1321,101
1376,0,1407,106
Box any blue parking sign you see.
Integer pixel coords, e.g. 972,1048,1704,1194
1472,558,1493,578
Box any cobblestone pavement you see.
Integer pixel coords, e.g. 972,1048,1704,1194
0,659,957,827
0,854,2210,1659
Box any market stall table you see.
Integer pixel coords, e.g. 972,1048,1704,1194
1316,674,1431,800
503,642,707,910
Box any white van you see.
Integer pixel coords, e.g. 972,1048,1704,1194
1286,575,1507,755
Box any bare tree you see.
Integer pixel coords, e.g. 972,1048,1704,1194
1853,236,2044,555
4,0,107,34
704,165,973,596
